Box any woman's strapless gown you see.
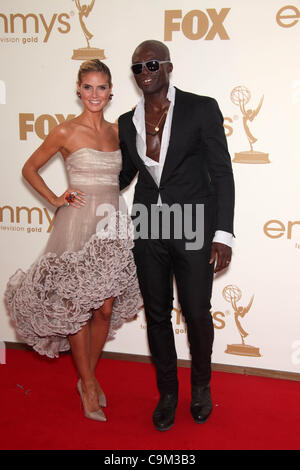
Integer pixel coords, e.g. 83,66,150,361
5,148,142,358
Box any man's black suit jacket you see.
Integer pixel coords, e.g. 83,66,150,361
118,87,235,236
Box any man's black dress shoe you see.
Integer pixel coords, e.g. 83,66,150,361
153,393,178,431
190,384,213,423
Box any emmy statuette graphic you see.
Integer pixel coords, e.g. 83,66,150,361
72,0,105,60
231,86,270,164
223,285,261,357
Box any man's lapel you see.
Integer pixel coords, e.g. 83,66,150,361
125,88,188,188
160,88,186,185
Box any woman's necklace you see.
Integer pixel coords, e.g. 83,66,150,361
145,110,168,136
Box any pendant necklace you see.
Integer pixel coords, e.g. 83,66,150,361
145,110,168,136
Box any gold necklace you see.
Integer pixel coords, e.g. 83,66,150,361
145,110,168,134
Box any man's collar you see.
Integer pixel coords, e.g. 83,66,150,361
132,83,175,134
134,83,175,116
166,83,176,104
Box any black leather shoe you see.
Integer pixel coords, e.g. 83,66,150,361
153,393,178,431
191,384,213,423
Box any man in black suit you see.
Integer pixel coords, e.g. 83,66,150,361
118,40,235,431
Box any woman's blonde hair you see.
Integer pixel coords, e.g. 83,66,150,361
77,59,112,87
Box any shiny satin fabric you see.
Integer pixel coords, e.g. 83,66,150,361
45,148,121,256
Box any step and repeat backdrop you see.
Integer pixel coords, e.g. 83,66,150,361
0,0,300,374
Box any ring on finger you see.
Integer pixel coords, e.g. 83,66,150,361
65,192,75,203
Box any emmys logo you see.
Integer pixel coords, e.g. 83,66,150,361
223,285,261,358
0,205,55,233
72,0,105,60
0,11,71,43
173,307,187,335
276,5,300,28
140,304,225,336
263,219,300,242
164,8,230,41
173,304,227,332
231,86,270,164
0,341,6,365
0,79,5,104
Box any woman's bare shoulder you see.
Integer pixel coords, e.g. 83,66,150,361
45,120,68,143
54,118,80,137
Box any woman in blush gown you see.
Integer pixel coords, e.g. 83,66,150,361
5,59,142,422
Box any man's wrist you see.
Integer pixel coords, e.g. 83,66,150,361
213,231,233,248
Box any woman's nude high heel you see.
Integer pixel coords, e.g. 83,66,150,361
78,379,107,408
95,382,107,408
77,380,107,422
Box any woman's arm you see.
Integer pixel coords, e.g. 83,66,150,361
22,124,84,208
22,125,66,207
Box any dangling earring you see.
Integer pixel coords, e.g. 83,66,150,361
109,94,113,101
77,91,81,99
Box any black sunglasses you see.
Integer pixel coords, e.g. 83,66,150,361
131,60,169,75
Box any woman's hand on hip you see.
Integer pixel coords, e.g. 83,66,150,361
54,189,86,208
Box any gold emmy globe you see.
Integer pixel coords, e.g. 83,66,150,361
231,86,270,164
72,0,105,60
223,285,261,357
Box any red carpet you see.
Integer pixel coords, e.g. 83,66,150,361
0,349,299,450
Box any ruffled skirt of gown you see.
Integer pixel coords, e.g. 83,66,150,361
4,149,142,358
